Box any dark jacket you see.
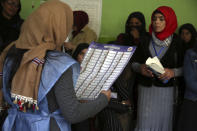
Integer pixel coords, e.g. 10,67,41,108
132,34,184,87
0,13,23,53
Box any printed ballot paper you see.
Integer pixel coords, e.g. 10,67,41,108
75,42,136,100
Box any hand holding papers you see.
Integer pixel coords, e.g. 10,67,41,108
145,56,165,76
75,42,136,100
145,57,171,84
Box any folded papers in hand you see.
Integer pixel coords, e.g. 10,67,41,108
145,56,165,76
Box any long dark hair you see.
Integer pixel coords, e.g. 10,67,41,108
125,11,146,35
179,23,197,44
72,43,89,61
193,41,197,53
0,0,22,17
121,11,147,45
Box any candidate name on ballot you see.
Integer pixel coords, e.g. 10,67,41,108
75,42,136,100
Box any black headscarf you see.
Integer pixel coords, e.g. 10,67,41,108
121,12,147,45
0,0,23,53
0,0,22,15
72,43,89,61
179,23,197,50
125,12,146,36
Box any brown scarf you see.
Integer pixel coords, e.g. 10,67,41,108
0,0,73,111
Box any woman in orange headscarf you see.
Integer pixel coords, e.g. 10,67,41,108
0,0,110,130
131,6,184,131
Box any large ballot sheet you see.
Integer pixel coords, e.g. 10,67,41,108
75,42,136,100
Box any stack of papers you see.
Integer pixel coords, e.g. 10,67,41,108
145,56,165,76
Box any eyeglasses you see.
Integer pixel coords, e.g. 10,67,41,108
6,0,20,9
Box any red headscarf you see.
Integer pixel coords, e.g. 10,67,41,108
72,11,89,38
149,6,177,40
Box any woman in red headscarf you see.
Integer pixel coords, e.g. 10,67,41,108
64,10,97,54
131,6,184,131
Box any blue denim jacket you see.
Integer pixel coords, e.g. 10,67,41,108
184,49,197,101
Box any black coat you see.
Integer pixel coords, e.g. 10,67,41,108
131,34,185,87
0,13,23,53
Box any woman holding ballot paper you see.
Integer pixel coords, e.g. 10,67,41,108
131,6,184,131
0,0,111,131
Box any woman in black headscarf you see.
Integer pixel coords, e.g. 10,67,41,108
116,11,149,46
72,43,89,64
0,0,24,54
176,24,197,115
179,23,197,52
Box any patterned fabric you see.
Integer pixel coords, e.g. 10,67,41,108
32,58,45,65
152,32,173,47
98,108,123,131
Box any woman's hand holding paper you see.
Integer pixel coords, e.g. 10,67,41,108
101,90,111,101
141,64,154,77
158,68,175,80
